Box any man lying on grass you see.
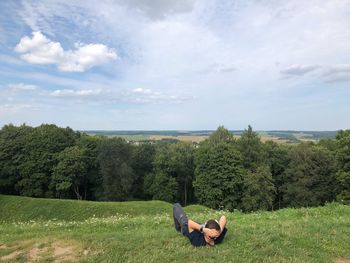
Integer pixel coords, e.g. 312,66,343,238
173,203,227,247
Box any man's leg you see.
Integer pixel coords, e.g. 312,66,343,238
173,203,189,236
173,210,181,232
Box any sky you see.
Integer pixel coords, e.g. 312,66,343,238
0,0,349,130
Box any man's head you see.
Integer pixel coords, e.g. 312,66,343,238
204,220,221,240
205,220,220,231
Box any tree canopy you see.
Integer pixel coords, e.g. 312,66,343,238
0,123,349,211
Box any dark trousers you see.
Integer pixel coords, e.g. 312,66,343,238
173,203,189,237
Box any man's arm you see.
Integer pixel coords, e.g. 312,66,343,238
188,219,218,236
219,215,227,232
213,216,228,245
188,219,205,233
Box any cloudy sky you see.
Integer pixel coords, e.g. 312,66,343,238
0,0,349,130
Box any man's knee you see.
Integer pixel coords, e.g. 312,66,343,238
173,203,182,214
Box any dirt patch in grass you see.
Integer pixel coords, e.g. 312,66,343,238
336,259,350,263
0,250,22,261
0,239,92,262
52,241,78,263
27,242,51,262
28,246,42,261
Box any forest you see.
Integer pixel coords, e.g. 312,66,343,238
0,124,349,212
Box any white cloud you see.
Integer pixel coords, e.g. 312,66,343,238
128,88,193,104
212,64,235,73
198,63,236,74
15,31,117,72
19,1,54,34
132,88,152,94
123,0,195,19
0,103,41,116
325,64,350,76
7,83,38,92
326,64,350,74
322,64,350,82
280,64,320,76
46,86,193,104
49,89,103,97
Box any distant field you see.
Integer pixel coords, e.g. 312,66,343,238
0,195,349,262
83,130,338,144
110,135,150,141
93,135,295,144
91,134,290,143
149,135,209,143
259,135,290,144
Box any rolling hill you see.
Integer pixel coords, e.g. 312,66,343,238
0,195,349,262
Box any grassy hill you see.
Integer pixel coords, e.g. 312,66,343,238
0,195,349,262
0,195,177,222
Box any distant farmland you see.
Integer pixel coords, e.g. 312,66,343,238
148,135,209,143
83,130,338,144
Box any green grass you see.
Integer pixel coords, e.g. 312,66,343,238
0,195,349,262
0,195,174,222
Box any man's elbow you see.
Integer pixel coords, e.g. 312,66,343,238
220,215,227,228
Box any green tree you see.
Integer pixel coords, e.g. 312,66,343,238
0,124,33,195
144,171,178,203
143,142,194,204
53,146,87,199
265,141,289,209
130,144,156,200
241,164,275,212
282,143,337,207
208,125,234,145
194,140,244,211
237,126,275,211
15,124,77,197
171,142,195,205
318,138,338,152
97,137,134,201
238,125,266,170
336,171,350,203
335,130,350,204
75,135,101,200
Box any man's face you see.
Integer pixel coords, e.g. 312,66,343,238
204,228,220,240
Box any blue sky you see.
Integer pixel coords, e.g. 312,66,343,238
0,0,349,130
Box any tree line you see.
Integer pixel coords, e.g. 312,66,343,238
0,124,349,212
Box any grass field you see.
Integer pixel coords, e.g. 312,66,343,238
0,195,349,262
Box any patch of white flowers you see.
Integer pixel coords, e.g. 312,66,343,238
11,214,171,229
9,211,230,230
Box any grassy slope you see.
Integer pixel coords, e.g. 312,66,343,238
0,195,349,263
0,195,176,222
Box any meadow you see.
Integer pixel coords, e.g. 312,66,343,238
0,195,349,262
